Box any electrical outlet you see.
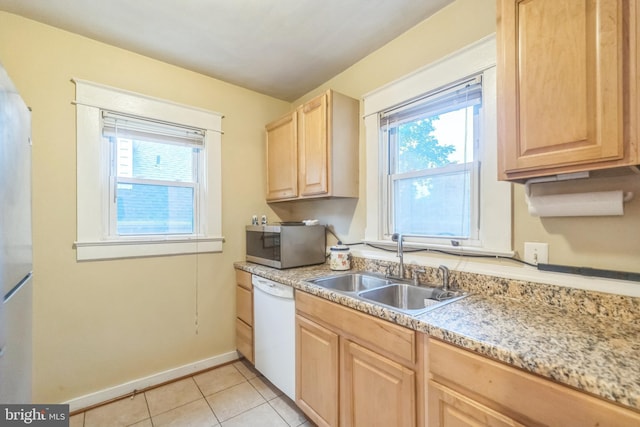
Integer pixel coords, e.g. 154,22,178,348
524,242,549,265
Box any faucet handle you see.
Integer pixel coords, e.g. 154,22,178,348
411,268,426,286
438,265,450,291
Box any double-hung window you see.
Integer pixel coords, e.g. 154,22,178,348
74,79,223,261
382,77,481,241
363,35,512,255
102,112,204,236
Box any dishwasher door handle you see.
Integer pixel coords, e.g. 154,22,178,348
253,277,294,299
256,279,276,288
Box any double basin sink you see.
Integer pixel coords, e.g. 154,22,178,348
308,272,467,316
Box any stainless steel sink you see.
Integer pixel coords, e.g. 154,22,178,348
358,283,466,315
309,273,392,293
308,272,467,316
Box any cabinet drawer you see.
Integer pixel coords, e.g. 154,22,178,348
296,291,415,365
236,285,253,326
236,318,253,363
236,269,252,290
429,338,640,426
428,380,525,427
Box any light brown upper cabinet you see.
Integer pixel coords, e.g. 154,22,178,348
265,90,359,201
265,112,298,200
497,0,639,181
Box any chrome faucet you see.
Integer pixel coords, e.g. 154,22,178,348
392,233,404,279
439,265,450,291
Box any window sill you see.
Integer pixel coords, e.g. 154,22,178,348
74,236,223,261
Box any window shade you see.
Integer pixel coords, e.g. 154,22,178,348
102,111,205,147
381,76,482,128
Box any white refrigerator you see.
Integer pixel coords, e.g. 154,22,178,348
0,62,33,403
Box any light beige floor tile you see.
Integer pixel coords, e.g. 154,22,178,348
249,375,283,400
69,413,84,427
206,381,265,422
152,398,219,427
84,394,149,427
128,419,153,427
269,396,308,426
220,403,289,427
233,359,259,380
145,377,203,416
194,364,246,396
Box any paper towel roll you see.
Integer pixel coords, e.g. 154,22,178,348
527,190,628,217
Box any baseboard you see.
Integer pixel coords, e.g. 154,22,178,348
64,351,240,412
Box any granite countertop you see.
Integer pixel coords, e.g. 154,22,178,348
234,261,640,412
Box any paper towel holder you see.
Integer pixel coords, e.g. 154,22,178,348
524,172,590,198
524,172,634,217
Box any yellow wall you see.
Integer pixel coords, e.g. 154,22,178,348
287,0,640,274
0,12,288,403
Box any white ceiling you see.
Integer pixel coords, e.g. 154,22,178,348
0,0,453,101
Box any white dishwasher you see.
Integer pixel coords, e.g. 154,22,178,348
252,275,296,400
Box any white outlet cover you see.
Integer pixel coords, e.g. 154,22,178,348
524,242,549,265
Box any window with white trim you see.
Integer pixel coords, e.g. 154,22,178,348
382,76,481,242
74,79,223,261
103,112,205,236
363,35,512,255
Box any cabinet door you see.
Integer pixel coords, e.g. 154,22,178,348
298,92,329,197
266,112,297,200
341,339,415,427
498,0,625,178
296,314,339,427
428,381,525,427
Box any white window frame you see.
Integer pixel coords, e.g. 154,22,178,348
363,35,513,256
382,76,482,243
73,79,224,261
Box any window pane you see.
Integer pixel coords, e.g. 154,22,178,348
387,87,479,239
393,171,471,237
116,138,195,182
393,106,475,174
116,183,194,235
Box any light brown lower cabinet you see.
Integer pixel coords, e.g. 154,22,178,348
428,338,640,427
341,339,416,427
235,269,254,363
296,314,339,427
295,291,423,427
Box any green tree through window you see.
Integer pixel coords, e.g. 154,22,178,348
395,117,455,173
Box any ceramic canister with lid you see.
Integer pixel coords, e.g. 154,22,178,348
329,242,351,271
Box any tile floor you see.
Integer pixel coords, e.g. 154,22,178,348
68,359,312,427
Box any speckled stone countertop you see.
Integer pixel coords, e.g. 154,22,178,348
234,260,640,412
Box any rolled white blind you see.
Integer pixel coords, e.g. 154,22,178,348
102,111,205,147
380,76,482,128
